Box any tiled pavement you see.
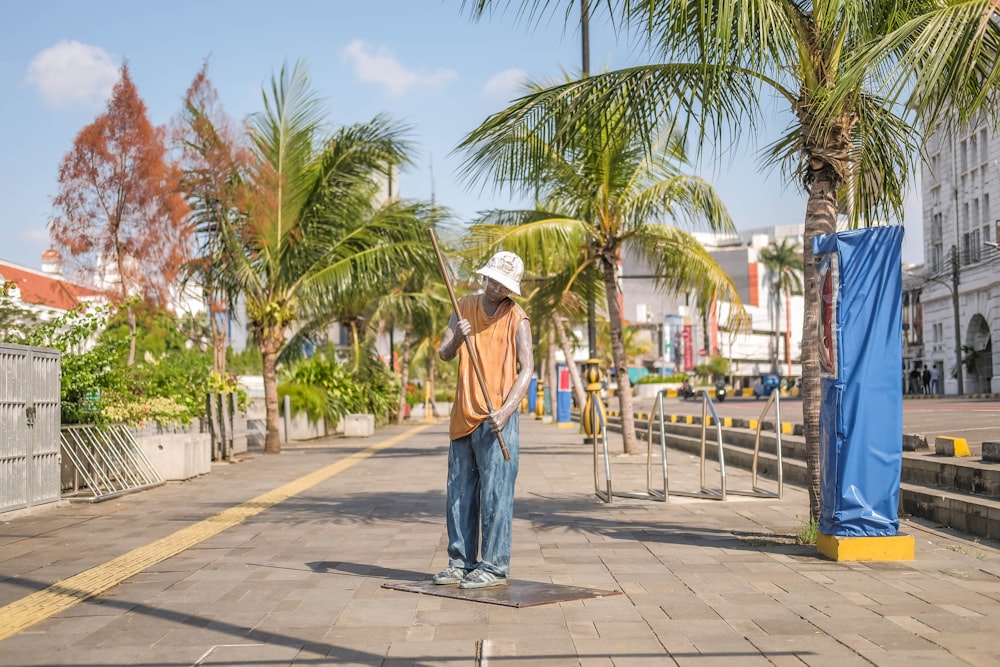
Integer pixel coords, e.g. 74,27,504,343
1,417,999,666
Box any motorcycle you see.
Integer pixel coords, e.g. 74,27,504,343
714,380,727,402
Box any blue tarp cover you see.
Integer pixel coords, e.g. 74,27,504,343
813,226,904,537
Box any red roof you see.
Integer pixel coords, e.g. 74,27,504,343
0,260,107,312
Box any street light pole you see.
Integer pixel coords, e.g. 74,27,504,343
909,246,963,396
950,245,964,396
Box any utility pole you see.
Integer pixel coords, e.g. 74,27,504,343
581,0,598,360
951,244,964,396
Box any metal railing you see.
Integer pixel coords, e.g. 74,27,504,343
60,424,164,502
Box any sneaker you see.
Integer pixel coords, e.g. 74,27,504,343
432,566,468,585
459,568,507,589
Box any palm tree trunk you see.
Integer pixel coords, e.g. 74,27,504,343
555,317,587,410
771,293,781,373
802,170,840,523
601,260,639,454
546,325,557,416
261,343,282,454
397,323,412,425
428,353,438,417
784,288,793,378
126,304,137,367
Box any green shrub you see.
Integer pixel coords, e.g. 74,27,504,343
277,382,328,423
635,373,688,384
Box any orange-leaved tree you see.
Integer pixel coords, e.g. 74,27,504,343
50,63,190,366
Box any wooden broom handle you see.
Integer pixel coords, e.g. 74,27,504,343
428,229,511,461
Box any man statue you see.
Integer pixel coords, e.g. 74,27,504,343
433,251,533,589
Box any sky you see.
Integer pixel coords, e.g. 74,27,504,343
0,0,924,272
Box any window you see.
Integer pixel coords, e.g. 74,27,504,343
986,193,991,223
972,228,981,262
961,140,968,171
981,129,989,164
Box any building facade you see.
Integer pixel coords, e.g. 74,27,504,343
920,120,1000,394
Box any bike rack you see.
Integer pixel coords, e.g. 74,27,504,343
595,387,731,503
726,389,784,499
592,392,667,503
658,389,727,500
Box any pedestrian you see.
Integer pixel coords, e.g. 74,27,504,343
922,367,931,394
931,366,941,394
434,251,533,589
909,366,921,395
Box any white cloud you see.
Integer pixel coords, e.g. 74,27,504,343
342,39,456,96
482,68,528,102
25,40,119,108
22,226,49,244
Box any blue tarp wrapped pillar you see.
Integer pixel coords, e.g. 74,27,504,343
527,376,538,414
813,226,904,537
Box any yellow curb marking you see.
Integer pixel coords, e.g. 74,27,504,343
0,423,435,642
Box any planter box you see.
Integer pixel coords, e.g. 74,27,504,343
633,382,679,398
136,431,211,481
342,414,374,437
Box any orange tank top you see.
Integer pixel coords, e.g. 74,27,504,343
449,294,528,439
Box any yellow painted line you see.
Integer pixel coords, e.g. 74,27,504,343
781,422,794,434
749,419,759,430
0,423,435,642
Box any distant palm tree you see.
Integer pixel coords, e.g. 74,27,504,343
759,239,804,378
229,62,434,453
173,63,251,377
463,0,1000,519
459,85,744,454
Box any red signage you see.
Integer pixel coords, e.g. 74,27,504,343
558,366,571,392
818,255,839,378
682,325,694,371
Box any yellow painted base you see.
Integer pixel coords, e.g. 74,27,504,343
816,532,915,561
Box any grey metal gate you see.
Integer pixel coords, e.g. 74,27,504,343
0,343,61,514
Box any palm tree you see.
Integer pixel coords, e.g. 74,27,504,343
459,88,744,455
463,0,1000,519
759,239,804,378
173,63,251,377
228,61,434,453
368,248,452,424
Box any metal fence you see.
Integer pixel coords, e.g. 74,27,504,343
0,343,61,514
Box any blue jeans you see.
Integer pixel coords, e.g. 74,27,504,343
445,413,519,576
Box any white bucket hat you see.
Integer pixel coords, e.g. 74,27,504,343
475,251,524,296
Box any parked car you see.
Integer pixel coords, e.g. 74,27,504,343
753,373,781,399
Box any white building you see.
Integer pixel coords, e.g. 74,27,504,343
919,119,999,394
619,224,805,388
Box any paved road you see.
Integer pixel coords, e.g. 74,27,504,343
629,394,1000,449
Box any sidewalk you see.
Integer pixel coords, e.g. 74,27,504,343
1,417,999,666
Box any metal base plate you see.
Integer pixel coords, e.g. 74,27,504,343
382,579,621,607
